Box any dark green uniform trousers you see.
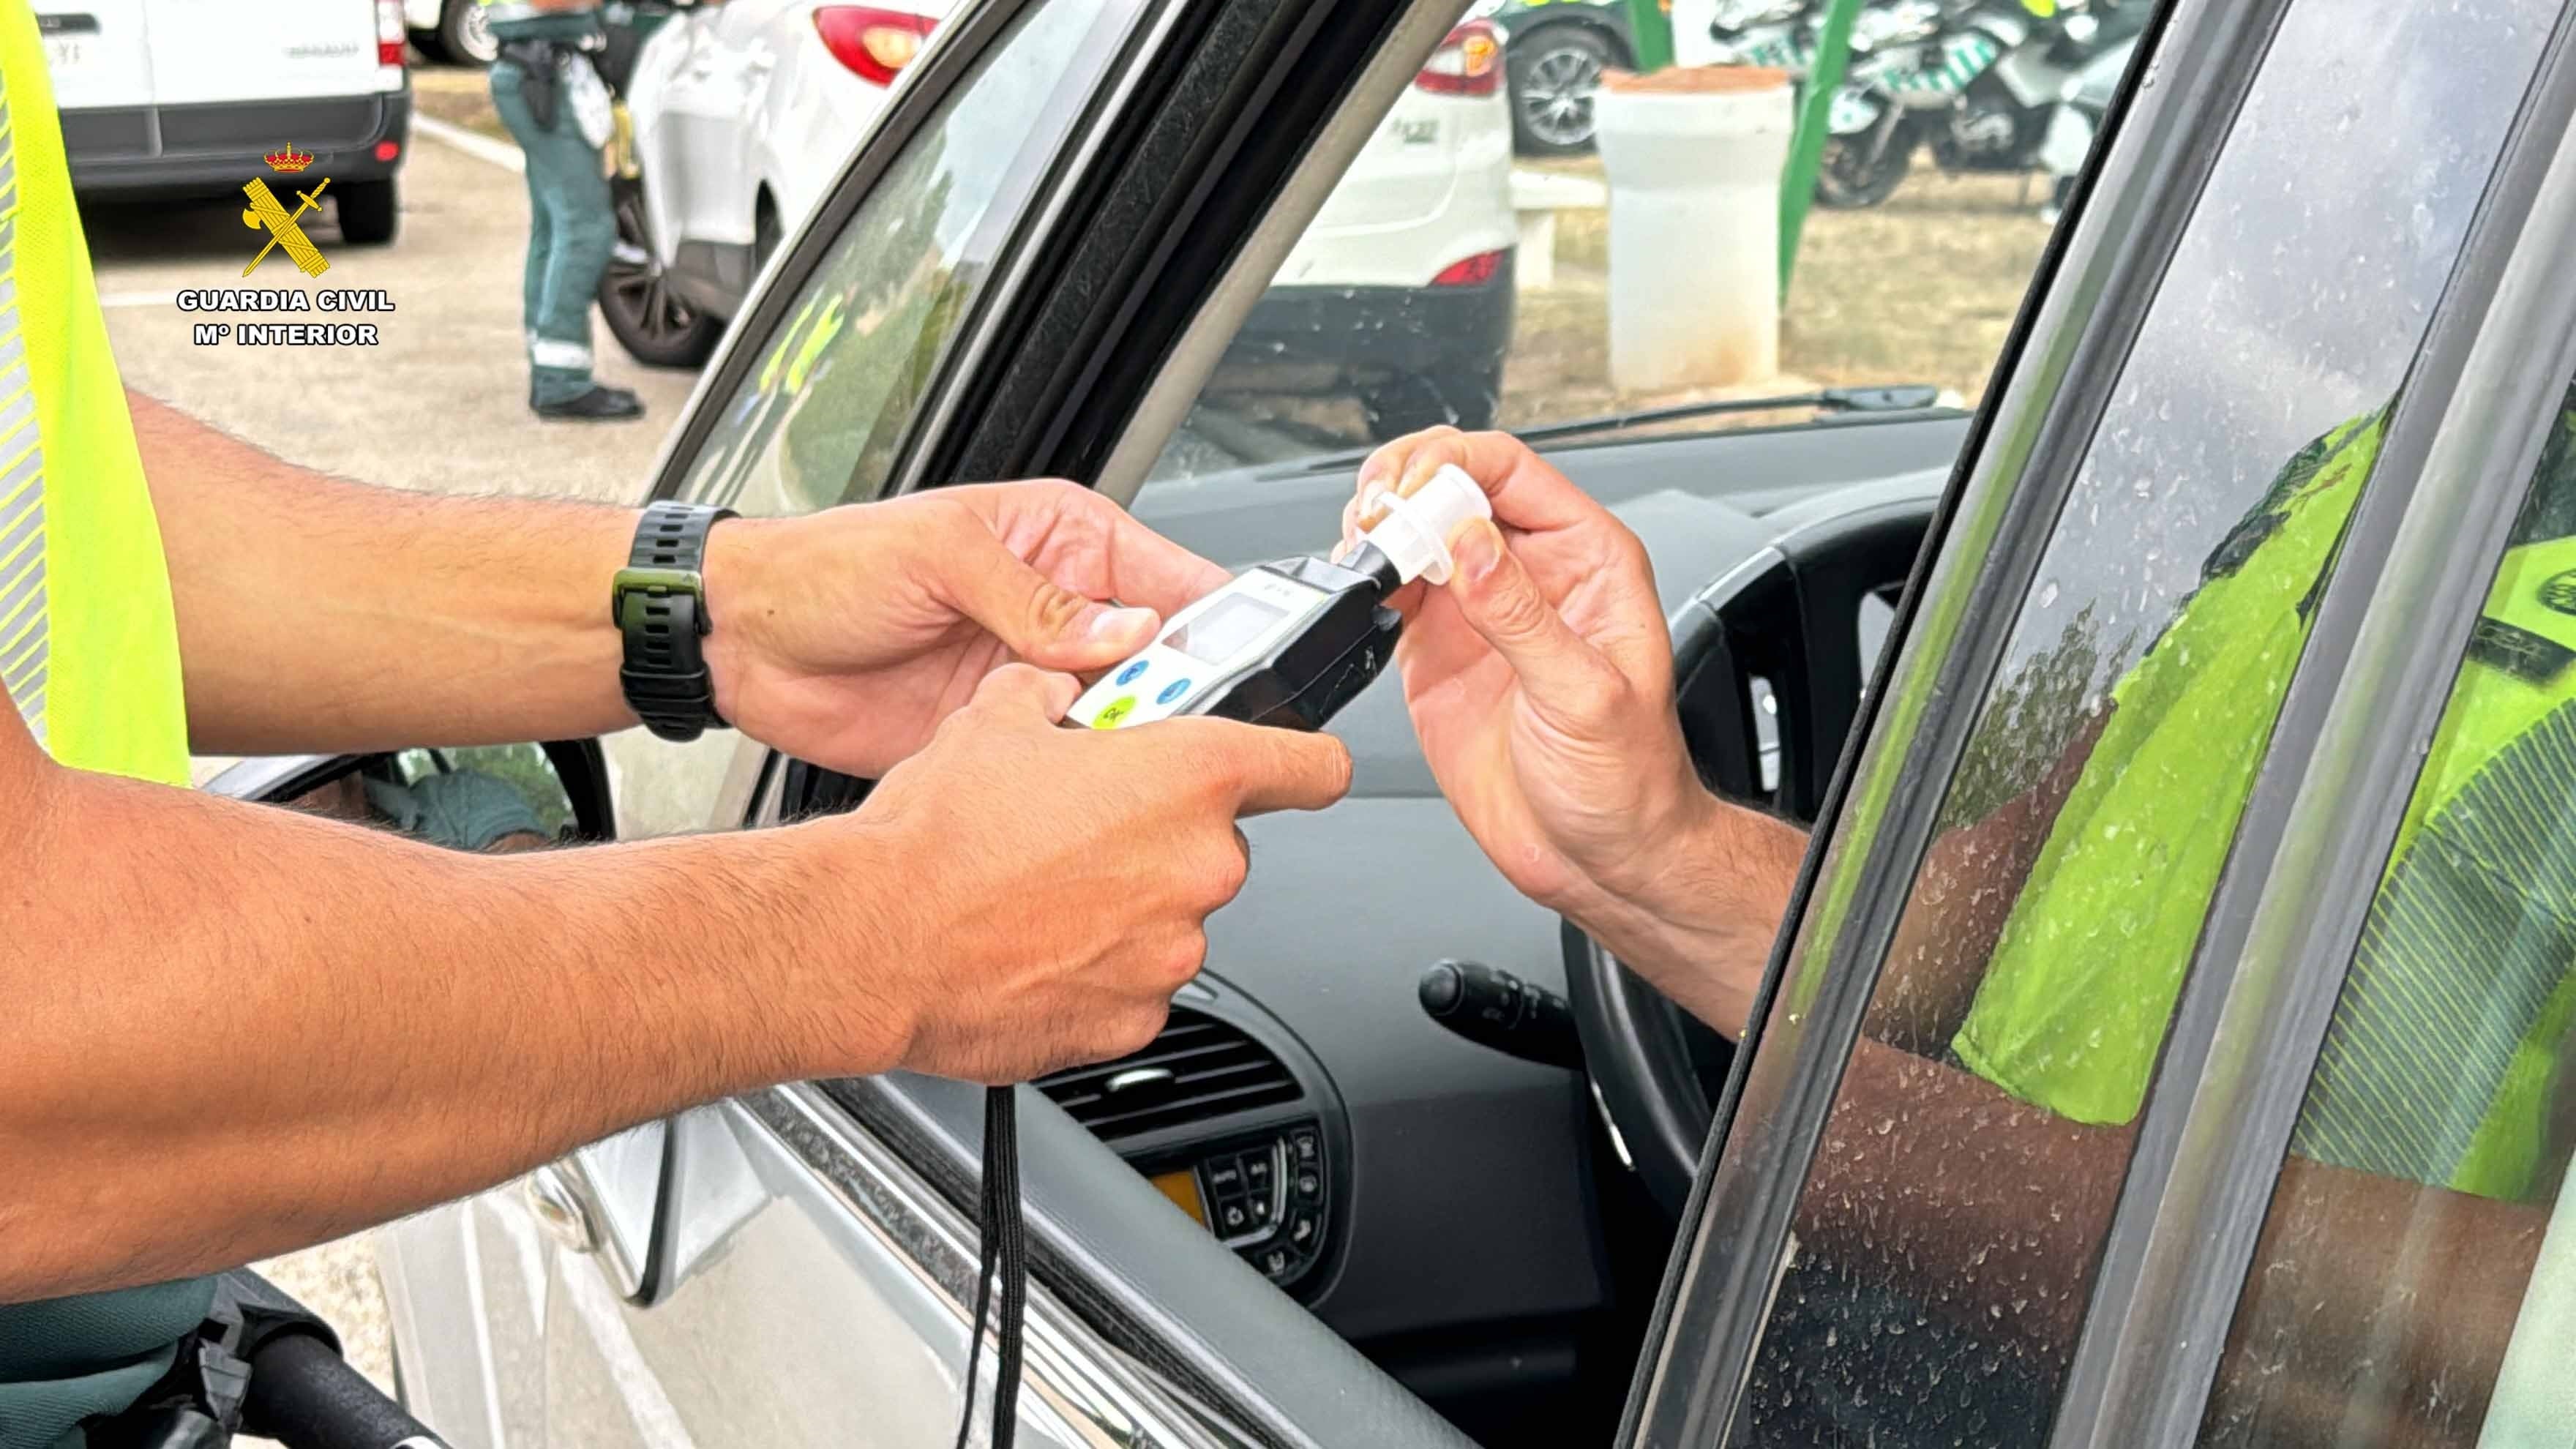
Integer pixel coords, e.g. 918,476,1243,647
490,48,613,407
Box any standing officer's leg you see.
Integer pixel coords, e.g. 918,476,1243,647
490,59,562,404
490,55,638,420
521,141,554,364
534,127,622,410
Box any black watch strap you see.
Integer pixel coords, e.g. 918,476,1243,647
613,501,736,742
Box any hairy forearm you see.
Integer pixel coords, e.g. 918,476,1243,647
1575,793,1808,1038
132,391,645,755
1576,705,2106,1046
0,761,906,1302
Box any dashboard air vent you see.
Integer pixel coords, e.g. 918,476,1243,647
1037,1007,1300,1141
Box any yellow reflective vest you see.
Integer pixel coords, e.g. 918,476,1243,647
0,1,203,1443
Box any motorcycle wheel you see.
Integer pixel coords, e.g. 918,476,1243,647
599,179,724,370
1816,129,1913,209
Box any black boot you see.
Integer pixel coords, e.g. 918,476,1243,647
535,385,645,422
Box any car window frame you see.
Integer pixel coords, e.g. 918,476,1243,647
1622,0,2576,1444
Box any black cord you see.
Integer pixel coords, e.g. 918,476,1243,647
954,1085,1025,1449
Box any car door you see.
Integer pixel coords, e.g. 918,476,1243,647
629,0,801,282
1618,0,2576,1445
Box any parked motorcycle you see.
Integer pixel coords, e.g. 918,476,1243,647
1707,0,1941,81
1816,0,2110,208
1704,0,1954,207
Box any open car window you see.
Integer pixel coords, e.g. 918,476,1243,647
1136,13,2064,493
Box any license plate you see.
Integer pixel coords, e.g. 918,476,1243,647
44,36,86,70
1390,117,1438,146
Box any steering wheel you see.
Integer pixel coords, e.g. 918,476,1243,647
1561,484,1937,1214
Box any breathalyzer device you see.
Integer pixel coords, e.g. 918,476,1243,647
1068,465,1493,731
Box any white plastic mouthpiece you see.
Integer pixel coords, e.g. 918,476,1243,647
1360,463,1494,586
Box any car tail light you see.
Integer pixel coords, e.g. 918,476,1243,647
1431,249,1507,287
375,0,406,67
1415,20,1502,97
815,6,937,86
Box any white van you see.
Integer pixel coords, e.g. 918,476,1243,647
34,0,413,242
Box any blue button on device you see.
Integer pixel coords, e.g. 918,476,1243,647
1158,678,1194,705
1116,659,1150,686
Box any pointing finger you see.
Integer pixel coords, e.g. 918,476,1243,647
1168,720,1355,816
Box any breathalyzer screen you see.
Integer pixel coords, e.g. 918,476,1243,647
1161,593,1289,664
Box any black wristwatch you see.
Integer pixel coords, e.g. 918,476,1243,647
613,501,738,742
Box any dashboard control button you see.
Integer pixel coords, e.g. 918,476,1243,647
1293,1169,1322,1202
1260,1248,1290,1278
1242,1152,1274,1188
1289,1128,1320,1164
1205,1160,1244,1194
1287,1211,1318,1248
1218,1201,1249,1234
1246,1195,1273,1227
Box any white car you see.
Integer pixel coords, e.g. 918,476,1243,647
610,4,1515,436
37,0,411,242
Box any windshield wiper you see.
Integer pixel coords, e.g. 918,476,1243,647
1507,383,1952,447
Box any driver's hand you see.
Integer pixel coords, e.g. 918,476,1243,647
1349,429,1801,1036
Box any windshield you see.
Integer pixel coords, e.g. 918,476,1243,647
1142,3,2103,485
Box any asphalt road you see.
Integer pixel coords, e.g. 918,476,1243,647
85,118,708,1401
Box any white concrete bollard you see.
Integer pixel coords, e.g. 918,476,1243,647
1594,67,1792,393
